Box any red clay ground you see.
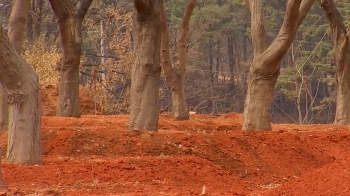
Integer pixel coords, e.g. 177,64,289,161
0,85,349,196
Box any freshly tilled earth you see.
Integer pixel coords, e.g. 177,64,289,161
0,113,349,196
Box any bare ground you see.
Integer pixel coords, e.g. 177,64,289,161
0,84,349,196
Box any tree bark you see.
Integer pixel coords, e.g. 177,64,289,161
0,86,7,131
160,0,196,120
128,0,162,131
243,0,316,131
319,0,350,124
227,36,235,87
0,150,7,189
8,0,31,53
0,28,42,165
49,0,93,117
215,38,221,85
2,0,32,132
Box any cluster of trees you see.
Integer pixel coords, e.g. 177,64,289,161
0,0,348,168
131,0,350,131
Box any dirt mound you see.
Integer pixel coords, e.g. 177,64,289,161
1,113,350,195
40,84,99,116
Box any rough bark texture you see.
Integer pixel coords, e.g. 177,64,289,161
243,0,316,131
128,0,162,131
160,0,196,120
49,0,93,117
319,0,350,125
0,28,42,165
2,0,32,131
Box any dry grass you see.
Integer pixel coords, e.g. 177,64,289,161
23,39,60,84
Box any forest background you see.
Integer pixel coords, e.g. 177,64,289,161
1,0,349,125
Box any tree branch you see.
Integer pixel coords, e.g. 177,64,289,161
49,0,70,21
259,0,315,69
178,0,197,82
319,0,348,73
76,0,93,17
160,2,180,91
298,0,317,26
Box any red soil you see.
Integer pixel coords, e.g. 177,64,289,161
40,84,99,116
0,86,349,195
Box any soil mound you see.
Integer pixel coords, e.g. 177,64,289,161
40,84,99,116
1,114,350,195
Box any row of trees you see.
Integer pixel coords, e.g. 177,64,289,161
0,0,349,166
131,0,350,131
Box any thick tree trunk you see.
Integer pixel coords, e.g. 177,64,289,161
244,73,279,130
319,0,350,124
243,0,316,131
2,0,32,132
128,0,162,131
0,29,42,165
49,0,93,117
57,53,81,117
159,0,196,120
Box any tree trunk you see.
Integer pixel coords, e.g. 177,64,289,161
160,0,197,120
49,0,93,117
45,15,56,44
208,37,216,113
0,150,7,189
33,0,44,39
0,86,7,131
26,0,34,44
215,38,221,85
227,36,234,85
171,84,188,119
128,0,162,131
8,0,31,53
242,23,248,62
208,37,214,85
319,0,350,124
243,0,316,131
100,20,107,80
0,29,42,165
2,0,32,132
